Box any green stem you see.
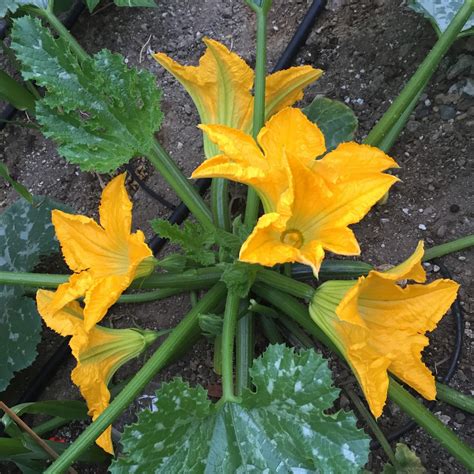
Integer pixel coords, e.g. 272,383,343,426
221,292,240,403
244,10,267,228
344,388,396,465
117,288,183,304
256,268,315,299
0,266,222,290
148,141,214,230
236,7,269,396
364,0,474,147
254,284,474,471
260,314,285,344
436,382,474,414
211,178,231,230
235,314,254,396
34,417,70,437
45,283,226,473
423,235,474,261
388,379,474,471
38,9,88,62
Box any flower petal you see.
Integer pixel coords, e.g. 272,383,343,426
265,66,323,120
46,272,93,318
36,289,88,358
257,107,326,167
52,210,128,275
195,125,289,211
239,212,299,267
319,142,399,183
83,274,132,330
153,38,253,130
337,321,392,418
99,173,132,240
370,241,426,283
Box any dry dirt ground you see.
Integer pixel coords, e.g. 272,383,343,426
1,0,473,472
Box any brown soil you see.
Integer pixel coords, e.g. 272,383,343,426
1,0,473,472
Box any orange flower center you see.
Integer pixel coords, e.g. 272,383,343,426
281,229,304,249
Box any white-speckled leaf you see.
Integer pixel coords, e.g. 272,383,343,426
85,0,156,13
111,345,370,473
408,0,474,37
0,196,69,391
11,16,163,173
303,97,358,151
0,0,47,17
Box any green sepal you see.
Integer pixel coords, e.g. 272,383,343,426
11,16,163,173
111,345,370,473
0,196,71,391
382,443,426,473
408,0,474,37
303,96,358,151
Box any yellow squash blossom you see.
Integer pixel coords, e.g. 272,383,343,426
45,173,154,331
192,107,399,274
153,38,322,158
36,290,159,454
309,242,459,418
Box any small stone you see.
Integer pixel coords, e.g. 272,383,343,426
455,412,466,424
446,54,474,80
406,120,420,132
461,78,474,97
184,104,192,115
439,105,456,121
436,224,447,238
458,256,466,261
418,224,427,231
450,204,460,213
433,265,440,273
402,208,410,215
438,414,451,425
428,184,435,191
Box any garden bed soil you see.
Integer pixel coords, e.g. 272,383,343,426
1,0,473,472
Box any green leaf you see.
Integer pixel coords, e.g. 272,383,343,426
219,261,259,298
0,196,70,391
85,0,156,12
303,96,358,151
0,0,47,17
150,219,216,266
0,162,33,203
112,344,370,473
10,16,163,173
408,0,474,37
382,443,426,473
197,313,223,338
1,400,88,437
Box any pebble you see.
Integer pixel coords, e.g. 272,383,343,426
418,224,427,230
436,413,451,425
439,105,456,121
436,224,447,238
184,104,192,115
433,265,440,273
446,54,474,80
